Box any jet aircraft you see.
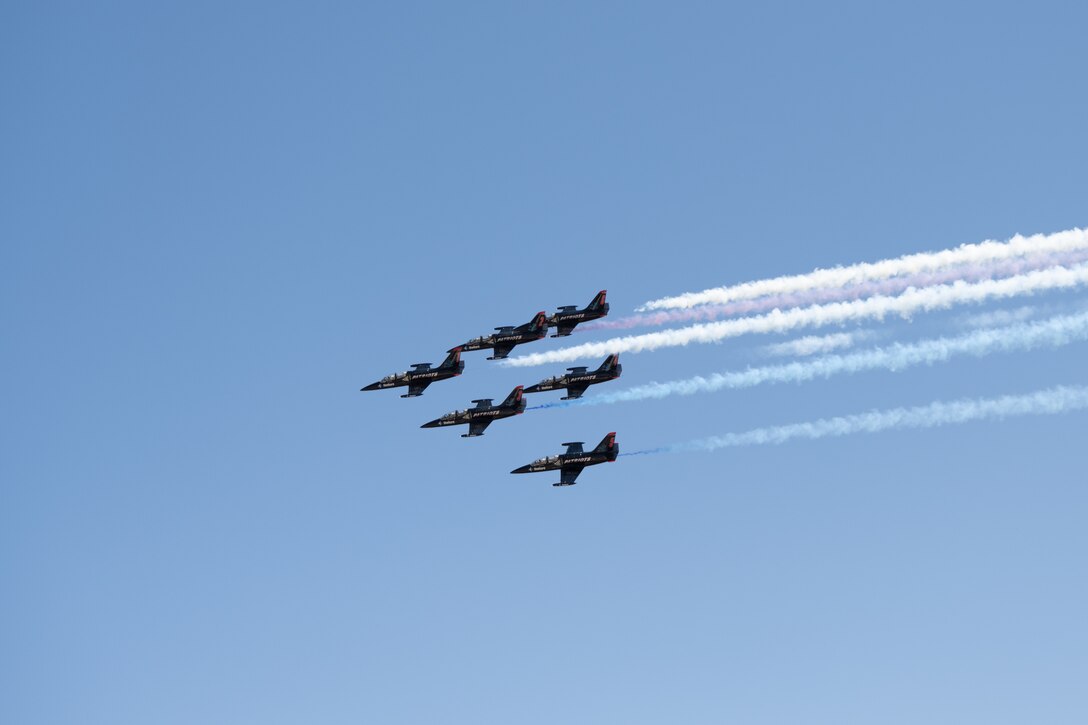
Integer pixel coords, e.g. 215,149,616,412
511,432,619,486
455,312,548,360
360,348,464,398
547,290,609,337
421,386,526,437
523,354,621,400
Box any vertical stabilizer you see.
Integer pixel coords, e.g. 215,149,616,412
502,385,525,407
593,432,617,453
587,290,608,312
439,347,462,368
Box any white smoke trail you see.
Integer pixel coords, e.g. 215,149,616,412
601,248,1088,331
638,228,1088,311
623,385,1088,455
504,262,1088,367
579,311,1088,404
953,305,1039,330
761,331,873,357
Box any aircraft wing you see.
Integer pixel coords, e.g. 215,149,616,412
552,323,577,337
404,381,431,398
466,420,493,437
555,465,585,486
489,344,515,360
563,384,589,400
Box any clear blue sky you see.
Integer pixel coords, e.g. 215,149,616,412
3,3,1087,723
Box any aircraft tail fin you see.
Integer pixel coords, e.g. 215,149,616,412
587,290,607,312
527,311,548,332
593,432,617,454
597,353,620,372
502,385,524,407
439,347,462,369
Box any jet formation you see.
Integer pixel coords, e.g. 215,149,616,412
361,291,619,486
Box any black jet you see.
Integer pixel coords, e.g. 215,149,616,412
361,348,464,398
454,311,548,360
547,290,609,337
511,432,619,486
523,354,622,400
421,386,526,437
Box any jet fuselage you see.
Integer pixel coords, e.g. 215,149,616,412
511,433,619,485
524,354,621,399
455,312,548,360
421,386,526,437
549,291,609,337
460,330,545,352
361,349,464,397
422,405,523,427
362,365,463,389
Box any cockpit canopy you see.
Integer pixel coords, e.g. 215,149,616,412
532,455,560,466
381,372,406,383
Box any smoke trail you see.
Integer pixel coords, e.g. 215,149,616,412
953,305,1039,329
761,331,873,358
562,311,1088,405
621,384,1088,455
504,263,1088,367
638,227,1088,312
593,247,1088,331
